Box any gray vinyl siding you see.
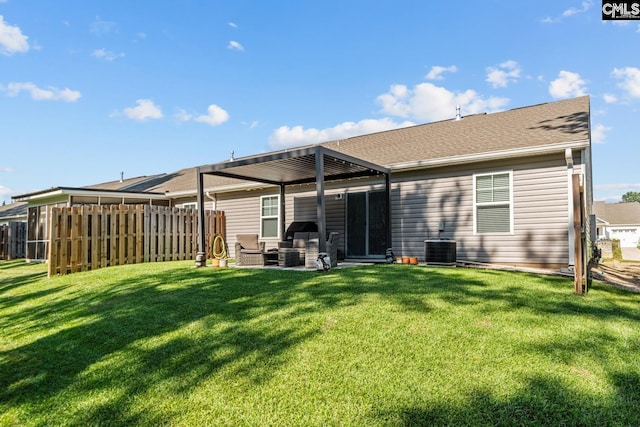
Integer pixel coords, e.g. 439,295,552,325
391,153,571,266
215,190,271,258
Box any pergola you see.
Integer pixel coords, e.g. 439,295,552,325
194,145,391,266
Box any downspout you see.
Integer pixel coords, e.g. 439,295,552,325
205,191,217,211
565,148,575,266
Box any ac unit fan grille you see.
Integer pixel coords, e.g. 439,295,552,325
424,240,456,265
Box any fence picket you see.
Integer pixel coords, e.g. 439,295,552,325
0,222,26,260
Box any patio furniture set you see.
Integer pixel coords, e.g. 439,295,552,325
235,222,339,268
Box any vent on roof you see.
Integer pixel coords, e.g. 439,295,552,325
454,105,462,121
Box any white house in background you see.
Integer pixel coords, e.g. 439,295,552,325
593,201,640,247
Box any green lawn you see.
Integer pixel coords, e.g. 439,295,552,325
1,260,638,426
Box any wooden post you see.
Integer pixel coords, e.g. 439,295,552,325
572,174,583,295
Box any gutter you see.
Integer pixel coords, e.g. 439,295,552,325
389,140,590,172
13,187,167,202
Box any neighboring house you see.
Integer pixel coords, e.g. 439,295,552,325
12,174,171,261
13,96,593,270
593,201,640,247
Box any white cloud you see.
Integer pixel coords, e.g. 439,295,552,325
563,0,593,16
269,118,414,149
174,108,193,123
542,1,593,23
123,99,163,121
376,82,509,122
0,15,30,55
0,185,12,198
425,65,457,81
612,67,640,98
4,82,81,102
591,123,611,144
228,22,238,28
194,104,229,127
548,71,587,99
90,17,117,35
175,105,229,127
603,93,618,103
594,183,640,202
91,48,125,61
486,60,521,88
1,166,14,173
228,40,244,51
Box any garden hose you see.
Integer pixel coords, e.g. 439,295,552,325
212,235,227,259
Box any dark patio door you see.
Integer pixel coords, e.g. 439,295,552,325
346,190,387,258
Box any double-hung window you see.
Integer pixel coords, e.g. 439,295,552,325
474,171,513,234
260,195,280,238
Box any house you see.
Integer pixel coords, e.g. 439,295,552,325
593,201,640,247
13,96,593,270
12,174,172,261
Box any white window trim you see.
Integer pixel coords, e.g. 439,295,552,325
182,202,197,210
260,194,280,239
472,170,514,235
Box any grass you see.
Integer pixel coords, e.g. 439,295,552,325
1,260,639,426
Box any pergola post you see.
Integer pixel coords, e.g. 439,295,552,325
385,172,392,250
195,168,206,267
280,184,286,241
316,150,327,254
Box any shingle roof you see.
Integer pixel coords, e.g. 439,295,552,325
593,201,640,225
321,95,589,166
83,174,169,192
0,201,28,220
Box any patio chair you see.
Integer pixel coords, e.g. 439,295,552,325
235,234,266,266
278,231,323,266
305,232,339,268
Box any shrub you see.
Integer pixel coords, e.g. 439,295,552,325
612,239,622,260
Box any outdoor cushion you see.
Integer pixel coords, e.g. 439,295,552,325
241,248,263,254
236,234,260,251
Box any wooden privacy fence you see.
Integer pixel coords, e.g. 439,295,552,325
48,205,225,276
0,222,27,260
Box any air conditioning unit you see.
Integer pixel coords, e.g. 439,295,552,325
424,240,456,265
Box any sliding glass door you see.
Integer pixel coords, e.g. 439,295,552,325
346,190,387,258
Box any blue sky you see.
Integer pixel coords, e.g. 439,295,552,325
1,1,639,204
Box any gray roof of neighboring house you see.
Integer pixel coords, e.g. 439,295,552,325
0,201,28,220
593,201,640,225
84,173,172,193
13,174,169,201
